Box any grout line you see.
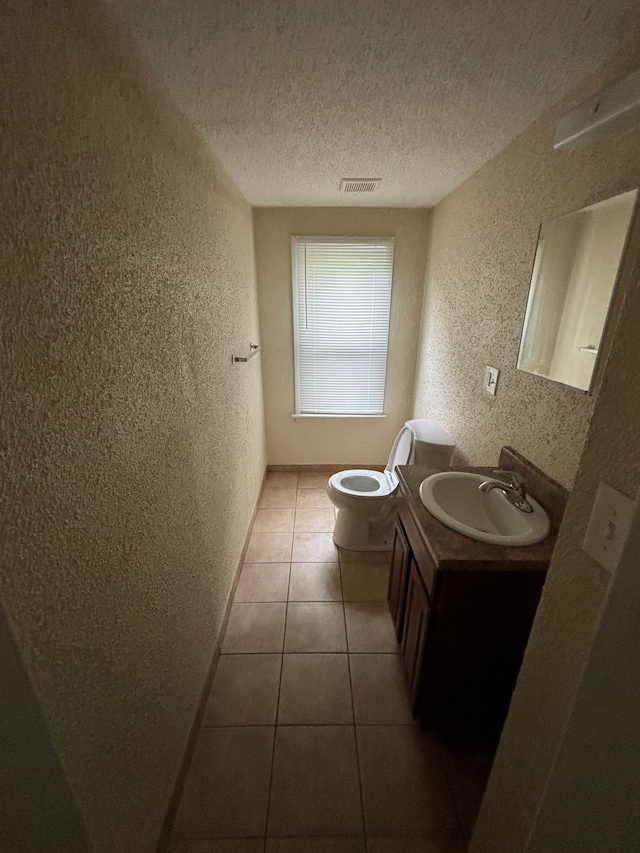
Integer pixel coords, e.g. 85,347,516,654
345,598,368,841
220,650,399,655
339,565,368,839
286,560,292,603
201,720,419,728
431,734,473,844
263,631,285,842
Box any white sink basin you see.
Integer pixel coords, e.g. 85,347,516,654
419,472,550,546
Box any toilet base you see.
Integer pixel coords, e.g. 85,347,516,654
333,508,395,552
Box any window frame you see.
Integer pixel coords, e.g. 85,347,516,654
291,235,395,418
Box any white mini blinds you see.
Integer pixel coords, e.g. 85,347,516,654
292,236,395,416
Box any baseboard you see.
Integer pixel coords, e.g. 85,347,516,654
268,463,385,473
156,465,269,852
214,468,268,653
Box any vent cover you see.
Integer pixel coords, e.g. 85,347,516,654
340,178,381,193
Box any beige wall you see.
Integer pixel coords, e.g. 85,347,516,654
472,207,640,853
450,43,640,853
524,494,640,852
1,1,266,851
412,46,640,490
254,208,429,465
0,602,92,852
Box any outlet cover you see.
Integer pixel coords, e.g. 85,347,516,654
583,482,634,575
484,366,499,395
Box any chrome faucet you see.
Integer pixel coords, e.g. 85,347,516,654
479,470,533,513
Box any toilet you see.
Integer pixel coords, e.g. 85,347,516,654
326,419,455,551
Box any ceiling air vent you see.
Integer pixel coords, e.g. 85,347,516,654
340,178,381,193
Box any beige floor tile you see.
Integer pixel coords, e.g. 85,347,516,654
203,654,282,726
357,727,461,838
173,727,273,838
245,532,293,563
338,549,391,567
235,563,290,602
260,488,298,509
253,508,296,533
341,564,390,602
266,839,365,852
294,507,336,532
296,488,334,509
222,603,286,653
278,654,353,724
268,726,363,836
292,532,339,563
298,472,331,489
437,741,494,839
170,840,265,852
288,563,342,601
366,840,465,853
284,602,347,652
265,472,299,489
349,654,413,724
344,603,399,653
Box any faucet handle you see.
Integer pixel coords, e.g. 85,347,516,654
492,470,526,490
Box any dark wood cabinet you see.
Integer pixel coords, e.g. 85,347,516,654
388,461,561,751
400,558,431,709
387,520,410,639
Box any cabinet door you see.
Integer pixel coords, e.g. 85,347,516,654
387,521,410,640
401,559,431,710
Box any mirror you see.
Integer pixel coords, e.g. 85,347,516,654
517,189,638,392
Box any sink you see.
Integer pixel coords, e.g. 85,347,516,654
419,472,550,546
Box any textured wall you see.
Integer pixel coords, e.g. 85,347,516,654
0,602,92,853
463,43,640,853
254,207,429,465
1,1,266,851
525,492,640,852
471,203,640,853
412,44,640,489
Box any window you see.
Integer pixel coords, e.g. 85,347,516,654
292,236,394,416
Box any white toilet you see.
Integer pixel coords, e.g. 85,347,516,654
326,419,455,551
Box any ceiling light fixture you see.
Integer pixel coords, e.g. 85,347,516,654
554,68,640,150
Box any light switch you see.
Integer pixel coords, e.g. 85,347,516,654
484,366,499,395
583,482,635,576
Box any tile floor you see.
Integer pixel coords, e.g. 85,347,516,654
169,471,491,853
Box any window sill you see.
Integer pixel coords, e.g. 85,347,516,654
292,414,387,419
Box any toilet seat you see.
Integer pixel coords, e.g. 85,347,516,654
330,469,394,499
328,425,415,499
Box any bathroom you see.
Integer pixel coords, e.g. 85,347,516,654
3,1,640,851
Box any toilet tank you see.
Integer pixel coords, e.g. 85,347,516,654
405,419,455,468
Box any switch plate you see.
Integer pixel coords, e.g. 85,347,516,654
484,366,499,395
583,482,634,576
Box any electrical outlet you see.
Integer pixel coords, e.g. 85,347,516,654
583,482,634,576
484,366,499,395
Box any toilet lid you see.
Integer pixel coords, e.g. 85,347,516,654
385,425,414,478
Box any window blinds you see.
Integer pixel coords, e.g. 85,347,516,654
292,236,394,415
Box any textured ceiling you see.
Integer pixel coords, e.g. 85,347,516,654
109,0,640,206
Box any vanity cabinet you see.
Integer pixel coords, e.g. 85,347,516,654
400,558,431,707
389,453,565,751
388,521,410,639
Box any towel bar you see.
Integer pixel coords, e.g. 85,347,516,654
232,343,261,363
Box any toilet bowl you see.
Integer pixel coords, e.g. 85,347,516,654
326,419,455,551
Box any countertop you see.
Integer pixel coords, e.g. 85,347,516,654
396,465,557,571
